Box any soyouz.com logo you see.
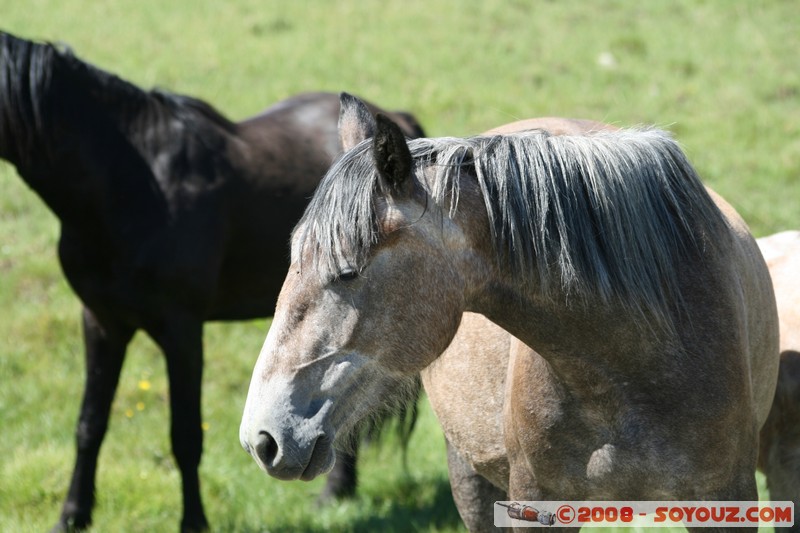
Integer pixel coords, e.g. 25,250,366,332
493,501,794,528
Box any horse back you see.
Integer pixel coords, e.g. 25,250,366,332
236,92,425,191
484,117,618,136
210,92,426,319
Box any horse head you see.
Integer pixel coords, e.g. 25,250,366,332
239,94,477,481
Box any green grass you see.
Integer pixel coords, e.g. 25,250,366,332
0,0,797,531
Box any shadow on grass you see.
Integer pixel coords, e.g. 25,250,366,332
266,476,462,533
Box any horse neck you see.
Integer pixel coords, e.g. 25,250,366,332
450,183,662,361
475,282,619,348
0,35,168,238
1,35,145,163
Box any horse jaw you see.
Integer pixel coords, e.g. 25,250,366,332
239,286,381,480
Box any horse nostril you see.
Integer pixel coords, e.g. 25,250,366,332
255,431,278,466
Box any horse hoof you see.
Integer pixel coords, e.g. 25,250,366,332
180,517,210,533
49,517,89,533
317,479,357,505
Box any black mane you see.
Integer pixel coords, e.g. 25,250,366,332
0,31,234,169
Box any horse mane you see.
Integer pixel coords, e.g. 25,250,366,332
298,127,728,327
0,31,235,168
0,32,59,164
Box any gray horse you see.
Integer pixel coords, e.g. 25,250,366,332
240,95,779,531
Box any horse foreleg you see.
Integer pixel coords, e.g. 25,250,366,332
445,438,506,533
54,308,132,533
758,350,800,522
152,314,208,533
318,449,358,502
505,432,578,533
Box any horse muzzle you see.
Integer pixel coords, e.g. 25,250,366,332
240,422,336,481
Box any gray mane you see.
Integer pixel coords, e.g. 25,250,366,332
296,128,727,325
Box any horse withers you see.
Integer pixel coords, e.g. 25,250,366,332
240,93,779,528
0,32,424,532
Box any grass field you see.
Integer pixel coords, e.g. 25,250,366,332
0,1,797,531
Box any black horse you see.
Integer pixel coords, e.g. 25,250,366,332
0,31,424,532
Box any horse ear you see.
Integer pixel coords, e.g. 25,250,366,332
339,92,376,151
373,114,413,196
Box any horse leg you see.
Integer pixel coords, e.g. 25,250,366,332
150,314,208,533
53,307,133,532
681,469,761,533
761,442,800,523
317,449,358,502
445,438,505,533
505,449,581,533
761,435,800,532
758,350,800,520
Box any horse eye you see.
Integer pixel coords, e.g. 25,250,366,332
337,269,359,282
